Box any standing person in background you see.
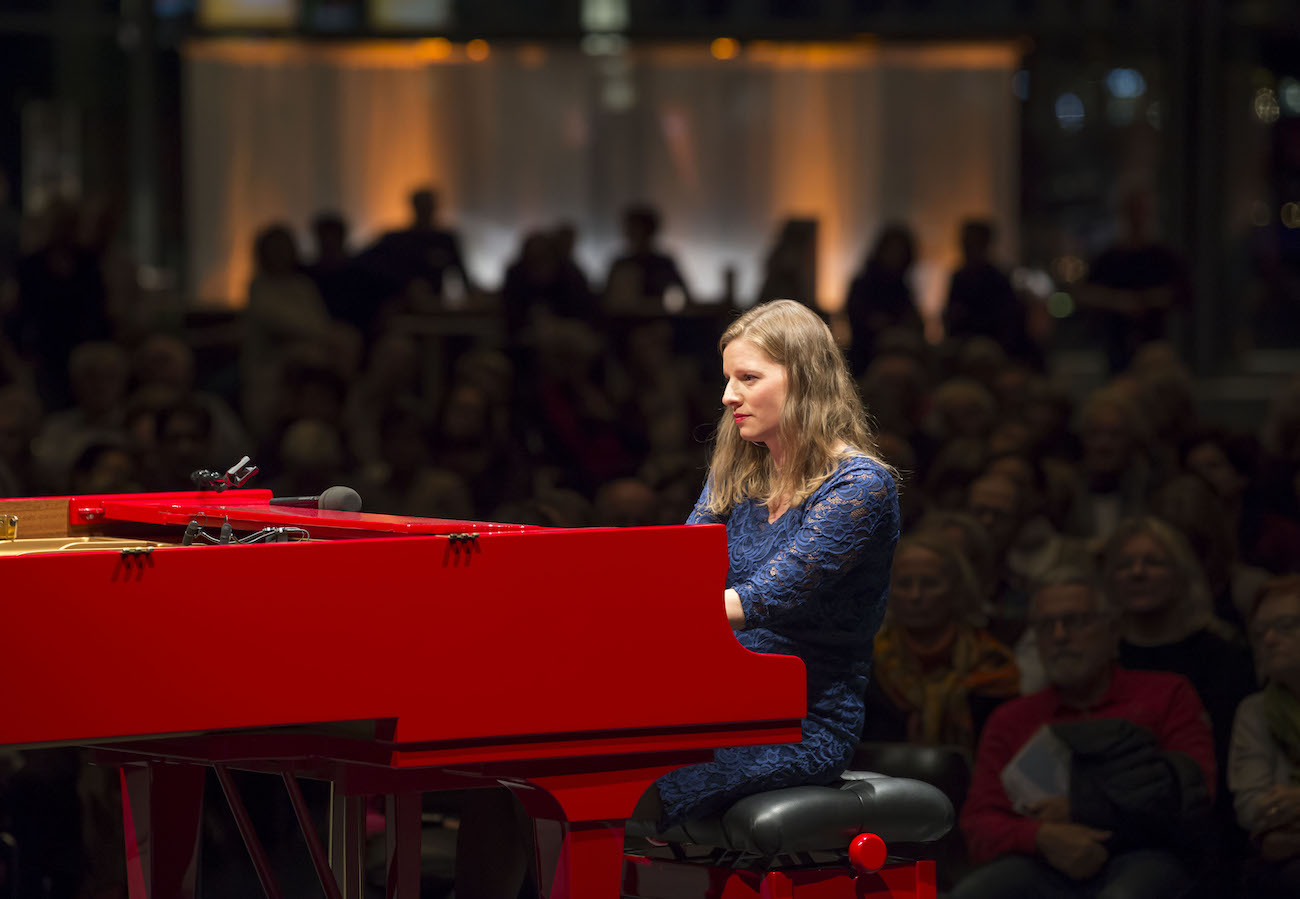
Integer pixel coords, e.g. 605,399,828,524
365,187,476,305
943,219,1030,358
1079,188,1191,374
240,224,332,439
602,203,691,315
845,224,924,376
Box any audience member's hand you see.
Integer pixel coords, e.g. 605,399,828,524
1026,796,1070,823
1035,822,1111,881
1257,785,1300,834
1259,828,1300,863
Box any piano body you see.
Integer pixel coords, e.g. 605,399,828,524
0,488,806,899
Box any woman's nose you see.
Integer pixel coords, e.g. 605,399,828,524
722,381,740,407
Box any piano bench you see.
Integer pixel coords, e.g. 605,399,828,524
622,772,953,899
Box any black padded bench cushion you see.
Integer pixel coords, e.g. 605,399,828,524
630,771,955,857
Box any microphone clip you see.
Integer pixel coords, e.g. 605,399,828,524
191,456,259,492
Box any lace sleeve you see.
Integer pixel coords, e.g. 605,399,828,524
686,480,723,525
733,460,897,630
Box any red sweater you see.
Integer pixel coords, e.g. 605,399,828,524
960,666,1216,864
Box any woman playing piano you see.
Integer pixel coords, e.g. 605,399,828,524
458,299,899,896
643,298,900,829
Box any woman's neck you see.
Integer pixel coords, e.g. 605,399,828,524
903,622,958,657
1124,604,1197,647
1275,673,1300,698
766,436,786,471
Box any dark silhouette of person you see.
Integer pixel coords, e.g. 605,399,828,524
756,218,818,310
500,230,596,338
360,187,475,304
846,224,924,375
1080,189,1191,373
602,204,691,315
305,211,365,327
944,220,1028,354
11,200,110,409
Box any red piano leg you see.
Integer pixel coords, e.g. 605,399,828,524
119,764,204,899
383,792,421,899
515,762,688,899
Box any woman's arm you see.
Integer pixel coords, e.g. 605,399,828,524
1229,694,1285,834
730,461,897,631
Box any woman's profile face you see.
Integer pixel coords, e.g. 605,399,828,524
722,338,788,450
1111,532,1179,615
889,545,953,634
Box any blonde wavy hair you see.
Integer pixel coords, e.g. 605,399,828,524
703,300,893,516
1101,516,1214,637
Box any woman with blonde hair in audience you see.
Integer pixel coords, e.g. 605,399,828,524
1104,516,1257,829
865,531,1019,754
1231,575,1300,896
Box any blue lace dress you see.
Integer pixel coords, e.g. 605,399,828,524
655,454,899,828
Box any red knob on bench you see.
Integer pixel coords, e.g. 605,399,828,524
848,832,887,874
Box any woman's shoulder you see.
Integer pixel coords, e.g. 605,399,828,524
823,453,897,495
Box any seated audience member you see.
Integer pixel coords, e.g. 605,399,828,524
1181,427,1300,575
131,334,250,468
926,379,998,445
31,341,129,488
1231,575,1300,897
965,471,1032,628
865,533,1019,754
914,509,997,607
1104,517,1257,804
953,568,1215,899
1151,473,1269,632
0,384,44,495
1069,389,1153,542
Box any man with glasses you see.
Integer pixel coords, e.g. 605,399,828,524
951,567,1215,898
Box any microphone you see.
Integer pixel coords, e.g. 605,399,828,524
269,486,363,513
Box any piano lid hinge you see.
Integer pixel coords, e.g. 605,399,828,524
0,514,16,540
446,532,480,544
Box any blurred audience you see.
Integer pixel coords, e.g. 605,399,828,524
865,532,1019,754
4,186,1300,898
954,567,1214,899
1231,575,1300,897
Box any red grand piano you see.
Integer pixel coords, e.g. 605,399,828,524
0,470,953,899
0,480,807,899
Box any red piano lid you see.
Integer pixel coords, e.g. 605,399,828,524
68,491,532,537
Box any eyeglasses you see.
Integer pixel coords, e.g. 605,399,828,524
1250,615,1300,643
1028,611,1105,639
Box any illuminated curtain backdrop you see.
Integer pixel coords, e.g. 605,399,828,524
186,39,1020,314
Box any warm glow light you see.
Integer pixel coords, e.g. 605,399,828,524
710,37,739,61
1050,255,1087,284
415,37,453,61
1283,203,1300,229
466,39,490,62
517,44,547,68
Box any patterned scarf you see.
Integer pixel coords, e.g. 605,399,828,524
873,623,1021,752
1263,680,1300,785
